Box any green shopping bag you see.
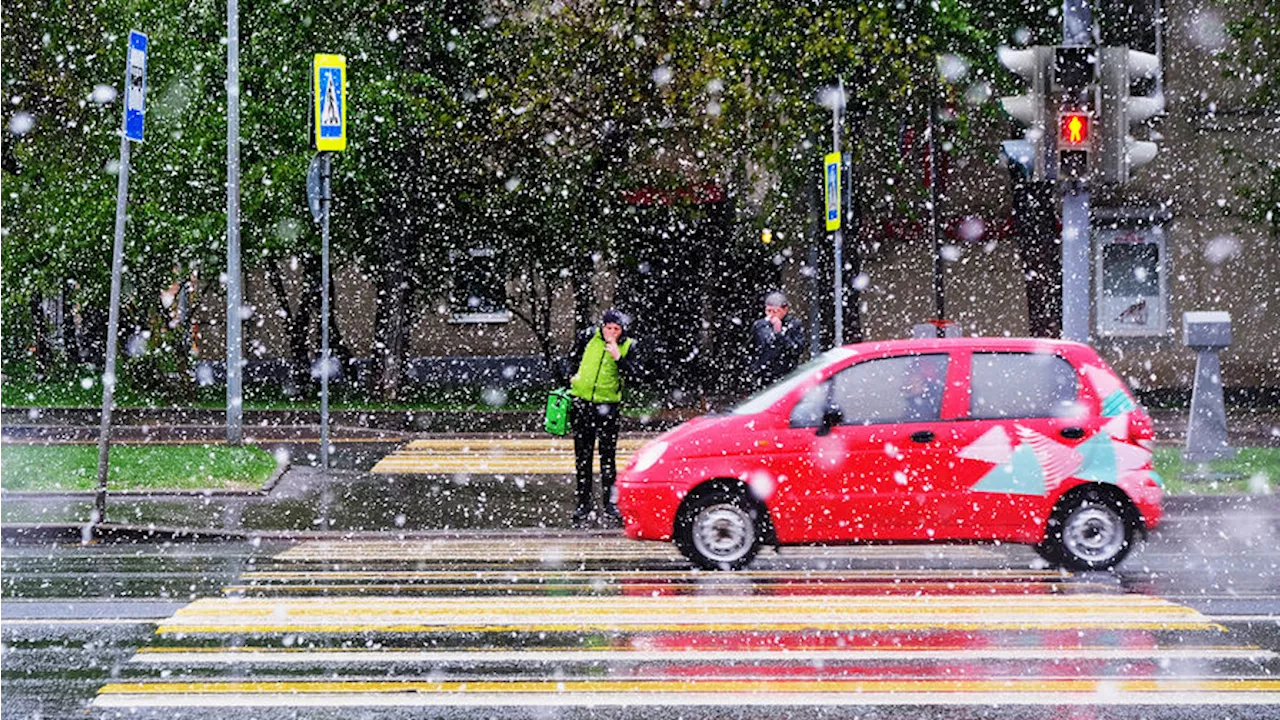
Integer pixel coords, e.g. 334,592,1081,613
544,388,572,436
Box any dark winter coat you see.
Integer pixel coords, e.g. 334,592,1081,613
750,314,805,387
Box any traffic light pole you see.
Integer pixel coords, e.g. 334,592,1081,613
1060,0,1093,343
1061,184,1091,342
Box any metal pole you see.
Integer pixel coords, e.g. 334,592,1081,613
1061,185,1091,342
926,90,944,331
225,0,243,444
320,153,332,471
95,134,131,524
832,79,844,348
1061,0,1093,343
807,163,822,357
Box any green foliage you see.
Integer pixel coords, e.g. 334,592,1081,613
3,0,1058,381
1222,0,1280,238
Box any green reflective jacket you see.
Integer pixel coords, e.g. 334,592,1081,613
571,330,633,403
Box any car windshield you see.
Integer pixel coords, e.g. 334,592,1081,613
731,347,858,416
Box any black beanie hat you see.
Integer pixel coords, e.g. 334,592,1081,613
601,309,625,327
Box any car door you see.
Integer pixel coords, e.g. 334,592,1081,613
945,350,1102,538
771,352,954,542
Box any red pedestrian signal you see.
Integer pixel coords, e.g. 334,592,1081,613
1059,112,1091,147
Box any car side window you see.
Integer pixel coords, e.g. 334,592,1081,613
970,352,1078,419
791,354,949,428
790,380,832,428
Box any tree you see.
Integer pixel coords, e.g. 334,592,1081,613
1222,0,1280,239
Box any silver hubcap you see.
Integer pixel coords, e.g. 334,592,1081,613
1062,504,1125,562
691,504,754,563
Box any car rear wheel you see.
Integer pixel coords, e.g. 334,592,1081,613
1044,488,1135,571
674,490,763,570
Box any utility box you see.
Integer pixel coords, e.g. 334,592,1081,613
1182,311,1235,463
1183,311,1232,348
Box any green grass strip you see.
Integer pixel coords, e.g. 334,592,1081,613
0,444,278,492
1153,447,1279,495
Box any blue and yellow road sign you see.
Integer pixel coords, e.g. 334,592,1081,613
824,152,841,232
313,54,347,152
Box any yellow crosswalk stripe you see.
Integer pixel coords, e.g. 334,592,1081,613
370,436,649,474
271,538,1003,562
131,646,1280,663
97,678,1280,695
155,593,1220,634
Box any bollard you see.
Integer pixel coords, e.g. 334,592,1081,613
1182,311,1236,463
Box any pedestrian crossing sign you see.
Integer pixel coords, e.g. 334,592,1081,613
313,54,347,152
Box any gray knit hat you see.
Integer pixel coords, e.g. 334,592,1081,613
764,291,789,307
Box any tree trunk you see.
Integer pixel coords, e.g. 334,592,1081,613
29,294,50,374
1011,174,1062,338
267,258,315,391
327,269,350,370
373,244,413,403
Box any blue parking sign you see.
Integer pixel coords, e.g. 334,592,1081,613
124,31,148,142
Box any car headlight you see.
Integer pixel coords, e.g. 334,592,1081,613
632,440,668,473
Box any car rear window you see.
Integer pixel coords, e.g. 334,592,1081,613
969,352,1078,419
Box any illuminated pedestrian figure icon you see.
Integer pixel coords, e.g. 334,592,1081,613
1066,115,1083,143
321,74,341,128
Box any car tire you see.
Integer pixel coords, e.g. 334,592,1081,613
673,489,763,571
1044,487,1136,571
1031,539,1064,566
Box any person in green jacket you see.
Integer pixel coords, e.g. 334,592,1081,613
565,309,637,528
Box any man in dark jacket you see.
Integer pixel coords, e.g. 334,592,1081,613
750,291,805,388
563,309,638,528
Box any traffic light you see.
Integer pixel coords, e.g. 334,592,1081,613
997,46,1051,180
1099,47,1164,184
1057,111,1092,178
1052,47,1096,180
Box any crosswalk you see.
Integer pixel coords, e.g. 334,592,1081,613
370,437,650,475
94,536,1280,713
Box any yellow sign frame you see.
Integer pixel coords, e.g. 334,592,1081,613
313,54,347,152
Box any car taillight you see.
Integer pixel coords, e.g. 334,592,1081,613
1129,407,1155,449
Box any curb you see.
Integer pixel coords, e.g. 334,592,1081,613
1,407,691,434
0,523,625,545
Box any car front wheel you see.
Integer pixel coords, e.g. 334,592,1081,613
674,490,763,570
1045,488,1135,571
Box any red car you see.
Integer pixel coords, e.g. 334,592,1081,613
617,338,1163,571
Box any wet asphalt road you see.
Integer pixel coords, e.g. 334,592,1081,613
3,500,1279,720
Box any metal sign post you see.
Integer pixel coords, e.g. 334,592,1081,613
226,0,243,445
312,54,347,472
96,30,148,525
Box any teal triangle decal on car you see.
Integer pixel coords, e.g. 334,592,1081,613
1101,390,1137,418
1073,433,1119,484
971,444,1047,496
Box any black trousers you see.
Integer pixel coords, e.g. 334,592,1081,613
571,398,620,516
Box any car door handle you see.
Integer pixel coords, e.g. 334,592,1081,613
910,430,935,443
1060,427,1085,439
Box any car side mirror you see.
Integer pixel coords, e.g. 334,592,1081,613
815,407,842,436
